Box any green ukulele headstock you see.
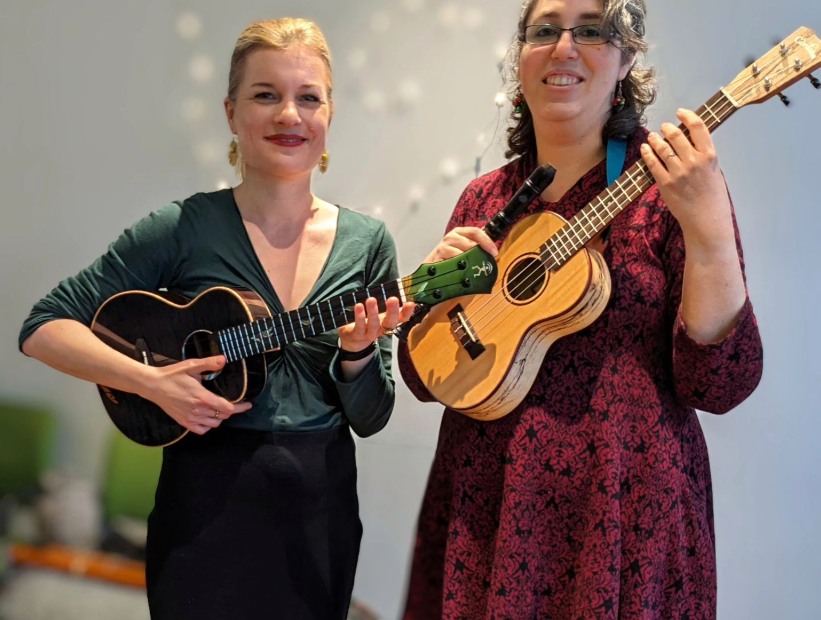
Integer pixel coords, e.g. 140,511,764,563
403,246,498,305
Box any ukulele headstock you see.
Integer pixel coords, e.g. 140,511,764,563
723,27,821,108
404,246,498,305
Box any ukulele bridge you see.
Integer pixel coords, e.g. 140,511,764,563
448,304,485,360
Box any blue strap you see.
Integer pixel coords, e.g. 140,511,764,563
607,139,627,186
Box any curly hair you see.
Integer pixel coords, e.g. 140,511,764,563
505,0,657,159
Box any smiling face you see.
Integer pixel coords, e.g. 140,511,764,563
225,45,332,182
519,0,632,137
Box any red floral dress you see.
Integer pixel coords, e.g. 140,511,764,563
399,128,763,620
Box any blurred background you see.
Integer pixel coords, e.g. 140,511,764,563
1,0,819,618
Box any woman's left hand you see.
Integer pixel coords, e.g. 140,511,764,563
641,109,735,252
337,296,416,354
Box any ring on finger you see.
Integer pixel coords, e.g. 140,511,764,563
212,410,221,420
666,150,677,159
381,326,396,337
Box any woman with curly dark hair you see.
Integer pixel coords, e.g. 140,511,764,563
399,1,763,618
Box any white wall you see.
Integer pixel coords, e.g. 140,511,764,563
1,1,820,619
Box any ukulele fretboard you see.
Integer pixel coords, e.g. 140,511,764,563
214,279,406,362
539,90,737,270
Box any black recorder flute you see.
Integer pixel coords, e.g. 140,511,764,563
395,165,557,342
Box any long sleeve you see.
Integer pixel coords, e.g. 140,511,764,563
19,204,185,351
660,189,764,414
329,223,401,437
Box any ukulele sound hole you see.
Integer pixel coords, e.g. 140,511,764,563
506,257,547,302
182,330,221,381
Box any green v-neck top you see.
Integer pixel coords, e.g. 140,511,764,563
19,189,400,437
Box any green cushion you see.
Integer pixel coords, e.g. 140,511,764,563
102,432,163,522
0,403,56,499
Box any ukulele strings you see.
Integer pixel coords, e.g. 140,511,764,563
217,264,473,359
459,39,809,342
439,78,765,354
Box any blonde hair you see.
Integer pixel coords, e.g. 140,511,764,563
226,18,333,176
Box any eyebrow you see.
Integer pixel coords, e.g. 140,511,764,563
531,11,603,21
249,82,324,90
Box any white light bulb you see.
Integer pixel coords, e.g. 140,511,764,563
402,0,426,12
362,90,387,113
408,185,426,203
189,55,214,83
370,12,391,33
440,158,460,181
176,12,203,40
348,49,367,71
495,42,510,61
397,80,422,108
438,4,459,27
193,140,221,166
464,7,486,30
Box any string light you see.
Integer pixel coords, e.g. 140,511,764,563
401,0,427,12
370,12,392,33
348,49,368,71
174,0,512,224
362,90,387,113
438,4,460,27
495,42,510,60
439,157,461,182
408,185,426,205
189,55,214,83
396,79,423,110
176,12,203,41
464,8,486,30
193,140,222,166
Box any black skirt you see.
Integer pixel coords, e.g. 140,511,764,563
146,425,362,620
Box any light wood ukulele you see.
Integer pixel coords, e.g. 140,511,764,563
407,27,820,420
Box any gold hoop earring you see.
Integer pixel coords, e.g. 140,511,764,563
318,152,329,174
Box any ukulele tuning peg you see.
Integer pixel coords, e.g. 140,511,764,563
743,57,763,78
809,74,821,90
777,93,790,107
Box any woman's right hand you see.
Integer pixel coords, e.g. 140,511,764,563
137,355,252,435
423,226,498,263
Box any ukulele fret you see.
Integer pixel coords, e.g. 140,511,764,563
296,309,307,339
286,312,297,343
328,300,337,328
217,330,231,363
316,303,326,333
255,321,268,352
270,318,280,349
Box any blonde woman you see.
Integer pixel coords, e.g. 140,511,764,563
19,18,412,619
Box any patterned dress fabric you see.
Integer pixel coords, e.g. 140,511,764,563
399,128,763,620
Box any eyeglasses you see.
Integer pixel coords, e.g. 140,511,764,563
523,23,614,46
